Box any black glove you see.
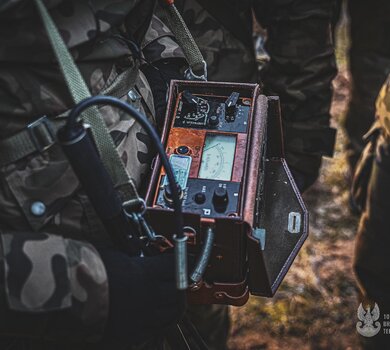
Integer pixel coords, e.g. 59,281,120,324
96,248,186,348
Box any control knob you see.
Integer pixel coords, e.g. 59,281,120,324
208,114,219,127
212,187,229,212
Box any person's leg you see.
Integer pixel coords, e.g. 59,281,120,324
255,0,338,192
344,0,390,172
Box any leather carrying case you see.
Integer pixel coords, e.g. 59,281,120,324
145,80,308,305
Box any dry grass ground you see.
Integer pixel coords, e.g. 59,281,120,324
228,17,362,350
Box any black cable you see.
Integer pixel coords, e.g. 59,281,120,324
87,0,101,36
112,34,143,63
67,95,184,239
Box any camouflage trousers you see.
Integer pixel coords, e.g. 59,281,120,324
354,132,390,348
344,0,390,171
255,0,338,186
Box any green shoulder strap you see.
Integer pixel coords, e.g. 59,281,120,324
33,0,142,208
160,0,207,80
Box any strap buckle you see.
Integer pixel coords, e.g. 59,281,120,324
27,116,56,153
126,211,174,252
122,197,146,215
184,60,208,81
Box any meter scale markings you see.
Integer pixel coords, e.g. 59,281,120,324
199,134,236,181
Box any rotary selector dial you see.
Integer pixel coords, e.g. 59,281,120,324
212,187,229,212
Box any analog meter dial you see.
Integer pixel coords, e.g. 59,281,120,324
199,134,236,181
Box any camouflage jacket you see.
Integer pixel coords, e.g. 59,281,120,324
164,0,257,83
0,0,183,342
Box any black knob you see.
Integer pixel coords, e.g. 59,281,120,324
182,90,198,106
225,92,239,113
208,114,219,127
224,92,239,122
212,187,229,212
194,192,206,204
181,90,198,114
182,102,197,115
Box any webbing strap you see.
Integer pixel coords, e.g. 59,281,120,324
0,68,139,167
33,0,141,207
161,2,207,80
0,116,61,166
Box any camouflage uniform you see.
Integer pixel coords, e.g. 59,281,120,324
344,0,390,171
0,0,184,347
354,77,390,349
173,0,257,83
254,0,338,190
173,0,337,191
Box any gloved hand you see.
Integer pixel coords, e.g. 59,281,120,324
96,248,186,348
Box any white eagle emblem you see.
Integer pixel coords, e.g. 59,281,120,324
356,303,381,337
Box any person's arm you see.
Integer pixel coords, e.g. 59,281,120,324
140,15,187,128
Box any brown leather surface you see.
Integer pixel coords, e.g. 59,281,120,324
187,279,249,307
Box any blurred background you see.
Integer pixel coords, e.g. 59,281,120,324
228,3,360,349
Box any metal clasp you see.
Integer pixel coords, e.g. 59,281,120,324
27,116,56,153
123,197,146,216
184,60,208,81
127,211,174,252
